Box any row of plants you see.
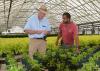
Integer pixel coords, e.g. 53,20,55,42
21,53,42,71
5,54,25,71
0,45,99,71
79,35,100,47
0,35,100,71
0,38,28,70
0,38,28,58
70,46,98,64
21,47,71,71
31,45,100,71
0,35,100,58
77,50,100,71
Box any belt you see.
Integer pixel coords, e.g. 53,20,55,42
34,38,47,41
33,36,47,40
35,38,47,41
34,38,44,39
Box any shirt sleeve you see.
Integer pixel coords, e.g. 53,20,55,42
59,24,62,34
73,24,78,35
24,16,33,30
46,20,51,32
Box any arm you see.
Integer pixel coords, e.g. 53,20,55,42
42,30,51,35
24,16,42,34
74,35,80,54
56,33,62,45
56,24,62,45
73,24,80,53
43,20,51,35
74,34,79,49
24,29,43,34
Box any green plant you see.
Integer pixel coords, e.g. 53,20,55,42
6,54,24,71
79,51,100,71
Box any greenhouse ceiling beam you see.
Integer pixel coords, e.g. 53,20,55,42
83,0,99,20
3,0,6,26
6,0,12,30
11,0,35,24
47,0,65,11
72,0,100,21
11,0,27,25
71,0,92,22
67,0,93,11
78,21,100,26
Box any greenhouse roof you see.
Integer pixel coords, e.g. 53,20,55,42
0,0,100,31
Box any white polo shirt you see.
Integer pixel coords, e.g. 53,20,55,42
24,15,51,38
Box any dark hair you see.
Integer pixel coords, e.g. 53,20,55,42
63,12,71,19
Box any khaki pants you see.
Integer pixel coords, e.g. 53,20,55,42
29,38,46,59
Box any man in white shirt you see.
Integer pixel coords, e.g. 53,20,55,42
24,5,51,59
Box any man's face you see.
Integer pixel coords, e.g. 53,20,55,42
38,11,46,20
62,15,70,24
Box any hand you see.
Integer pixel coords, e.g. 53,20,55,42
55,40,59,46
42,30,48,35
76,48,80,54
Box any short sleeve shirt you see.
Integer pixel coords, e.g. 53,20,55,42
24,15,51,38
59,22,78,45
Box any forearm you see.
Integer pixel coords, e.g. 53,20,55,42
43,31,50,35
24,29,41,34
74,35,79,48
56,33,62,42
